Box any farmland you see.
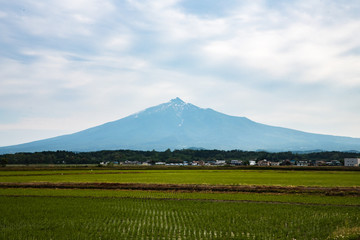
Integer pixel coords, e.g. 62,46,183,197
0,167,359,239
1,168,359,187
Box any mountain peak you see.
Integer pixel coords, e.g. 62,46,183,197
1,97,360,154
170,97,185,104
132,97,190,118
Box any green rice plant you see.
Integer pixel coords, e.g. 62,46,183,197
327,226,360,240
1,188,359,206
0,195,359,239
0,169,359,187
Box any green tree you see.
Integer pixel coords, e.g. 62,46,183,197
1,158,7,167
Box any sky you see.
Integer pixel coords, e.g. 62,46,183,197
1,0,360,147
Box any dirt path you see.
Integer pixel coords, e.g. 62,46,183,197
1,182,359,195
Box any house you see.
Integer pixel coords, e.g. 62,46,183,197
124,160,141,165
191,160,205,166
270,161,280,166
327,160,341,166
257,159,270,166
344,158,360,167
215,160,226,165
230,160,243,166
315,160,326,166
249,160,256,166
296,161,309,166
280,160,292,166
155,162,166,165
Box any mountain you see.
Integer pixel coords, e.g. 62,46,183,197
1,97,360,154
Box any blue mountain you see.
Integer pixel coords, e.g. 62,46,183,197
1,97,360,153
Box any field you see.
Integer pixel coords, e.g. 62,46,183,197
1,168,359,186
1,167,359,239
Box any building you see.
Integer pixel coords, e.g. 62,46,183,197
215,160,226,165
155,162,166,165
327,160,341,166
230,160,243,166
315,160,326,166
191,160,205,166
270,161,280,166
344,158,360,167
257,159,270,166
280,160,292,166
296,161,309,166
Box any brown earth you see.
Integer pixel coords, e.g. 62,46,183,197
1,182,359,196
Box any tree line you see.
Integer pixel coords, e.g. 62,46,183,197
0,149,358,165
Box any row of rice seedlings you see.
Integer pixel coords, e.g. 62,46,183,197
76,199,359,239
0,196,359,239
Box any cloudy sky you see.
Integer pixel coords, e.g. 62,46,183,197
1,0,360,147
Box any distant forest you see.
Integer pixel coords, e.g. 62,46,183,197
0,149,359,165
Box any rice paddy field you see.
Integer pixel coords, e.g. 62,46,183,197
1,168,359,187
1,167,359,239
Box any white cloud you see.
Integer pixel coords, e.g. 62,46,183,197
127,0,229,43
105,34,133,52
201,1,360,86
1,0,360,146
8,0,114,38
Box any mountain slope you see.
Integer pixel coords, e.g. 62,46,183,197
1,97,360,153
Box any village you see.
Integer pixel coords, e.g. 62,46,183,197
100,157,360,167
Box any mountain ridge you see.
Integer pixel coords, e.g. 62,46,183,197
1,97,360,154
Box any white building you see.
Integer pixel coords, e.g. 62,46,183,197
297,161,309,167
155,162,166,165
215,160,226,165
344,158,360,167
